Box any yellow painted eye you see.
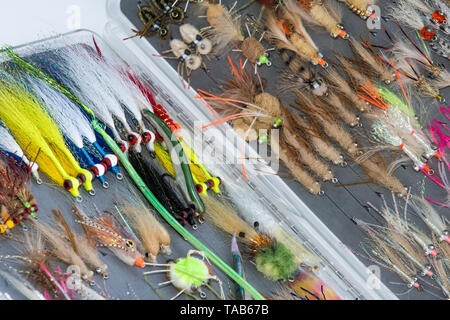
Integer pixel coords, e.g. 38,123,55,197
126,240,134,248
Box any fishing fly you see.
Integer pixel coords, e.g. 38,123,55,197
0,69,84,198
74,207,146,269
0,156,38,233
296,0,349,39
0,120,41,184
390,0,449,59
278,49,329,96
125,0,187,40
265,0,328,67
144,250,225,300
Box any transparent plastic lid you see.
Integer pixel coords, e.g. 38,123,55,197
102,0,399,300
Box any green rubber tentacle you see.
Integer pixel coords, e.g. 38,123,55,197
143,110,205,214
7,48,264,300
91,120,264,300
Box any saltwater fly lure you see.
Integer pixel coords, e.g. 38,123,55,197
0,156,38,233
292,93,410,197
0,70,85,198
28,45,141,153
158,25,212,86
390,0,449,59
278,49,329,96
144,250,225,300
384,32,449,102
198,0,244,53
24,75,113,189
198,1,273,70
197,58,342,194
0,120,40,183
354,193,449,297
296,0,349,39
53,208,109,279
74,207,146,269
202,194,298,281
115,196,171,262
125,0,187,40
265,0,328,67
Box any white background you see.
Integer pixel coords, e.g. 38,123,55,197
0,0,108,46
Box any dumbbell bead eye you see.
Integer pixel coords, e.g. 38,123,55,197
90,163,107,177
117,141,128,152
63,179,73,191
127,133,138,145
102,154,119,168
77,173,86,184
142,131,152,143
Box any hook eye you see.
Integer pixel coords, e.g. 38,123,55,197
102,182,110,189
116,173,124,180
76,196,83,203
89,189,96,196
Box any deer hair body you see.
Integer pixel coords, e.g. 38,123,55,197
198,59,281,141
116,201,171,262
279,50,328,96
163,38,204,87
199,1,244,52
325,67,369,112
277,139,322,194
325,91,360,127
348,37,396,84
296,0,349,39
294,93,360,156
288,110,345,165
281,115,336,182
180,24,213,56
265,5,327,67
